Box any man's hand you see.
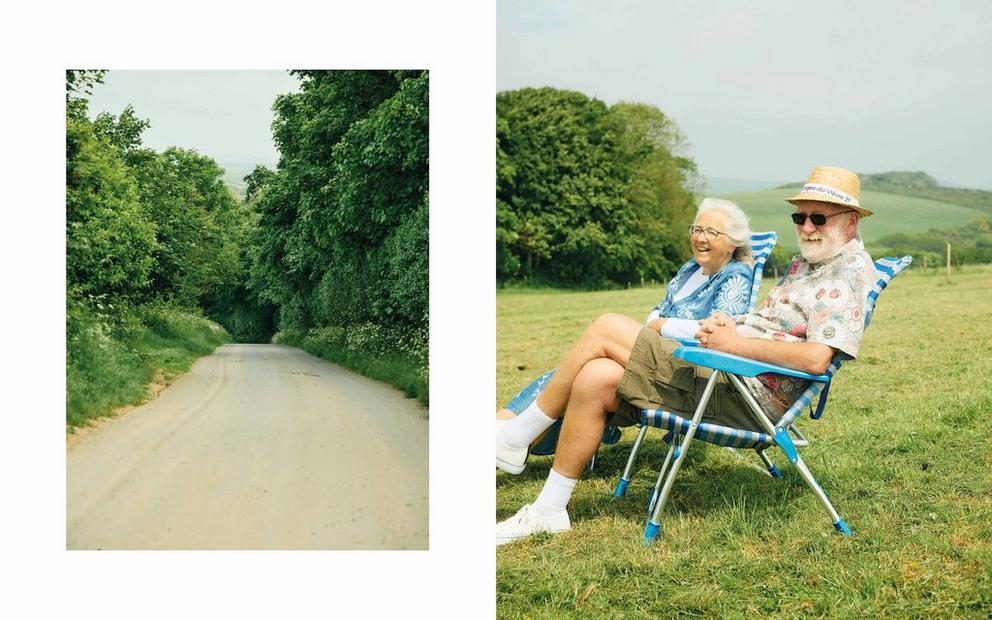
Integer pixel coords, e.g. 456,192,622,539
695,311,738,352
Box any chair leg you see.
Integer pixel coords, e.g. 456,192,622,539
724,372,851,535
788,453,852,535
646,440,676,516
757,448,783,478
613,424,649,497
644,371,721,543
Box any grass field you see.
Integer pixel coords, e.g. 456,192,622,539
496,265,992,618
719,189,984,253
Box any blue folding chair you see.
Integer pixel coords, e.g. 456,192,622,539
611,231,777,484
506,232,779,466
629,256,912,542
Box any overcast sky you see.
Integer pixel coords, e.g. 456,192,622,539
498,0,992,190
87,70,301,172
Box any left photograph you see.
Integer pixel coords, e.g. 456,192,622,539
65,70,428,550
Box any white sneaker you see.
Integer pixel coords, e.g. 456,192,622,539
496,420,528,474
496,504,570,546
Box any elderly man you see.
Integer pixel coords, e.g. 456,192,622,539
496,165,876,545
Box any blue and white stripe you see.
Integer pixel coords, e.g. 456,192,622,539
748,231,778,313
777,255,912,427
641,255,912,446
640,408,773,449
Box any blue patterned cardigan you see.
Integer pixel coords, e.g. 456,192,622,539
651,258,753,319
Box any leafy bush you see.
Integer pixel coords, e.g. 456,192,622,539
284,321,428,407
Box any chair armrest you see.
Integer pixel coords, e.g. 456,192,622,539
672,346,830,382
675,338,699,347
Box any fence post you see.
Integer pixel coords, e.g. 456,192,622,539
946,242,951,282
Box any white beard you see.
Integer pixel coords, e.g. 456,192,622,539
798,226,846,264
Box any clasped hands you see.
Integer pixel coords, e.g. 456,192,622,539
694,311,739,351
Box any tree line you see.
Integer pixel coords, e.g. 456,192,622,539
66,69,429,417
497,87,699,288
875,216,992,267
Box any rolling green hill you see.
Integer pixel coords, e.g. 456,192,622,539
779,171,992,217
718,188,986,253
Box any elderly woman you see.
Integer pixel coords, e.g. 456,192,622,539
496,198,754,468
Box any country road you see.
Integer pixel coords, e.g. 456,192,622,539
67,344,428,550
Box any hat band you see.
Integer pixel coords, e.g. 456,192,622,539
797,183,860,206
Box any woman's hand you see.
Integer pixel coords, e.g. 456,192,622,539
647,317,667,334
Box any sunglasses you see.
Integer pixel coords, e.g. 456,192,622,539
790,209,856,226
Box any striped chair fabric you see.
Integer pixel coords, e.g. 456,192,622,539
746,231,777,313
640,256,913,448
642,408,773,449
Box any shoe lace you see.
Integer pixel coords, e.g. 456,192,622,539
515,504,534,523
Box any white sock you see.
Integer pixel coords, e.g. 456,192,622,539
499,400,556,449
532,467,577,516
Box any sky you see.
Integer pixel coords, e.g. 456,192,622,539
498,0,992,190
87,70,301,179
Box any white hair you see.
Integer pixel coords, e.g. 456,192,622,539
695,197,753,261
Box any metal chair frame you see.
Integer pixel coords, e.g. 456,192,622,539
610,231,778,478
624,256,912,542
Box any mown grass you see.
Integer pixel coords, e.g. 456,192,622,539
275,329,429,408
719,189,984,254
496,265,992,618
66,304,231,428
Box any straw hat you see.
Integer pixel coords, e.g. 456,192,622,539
786,166,873,217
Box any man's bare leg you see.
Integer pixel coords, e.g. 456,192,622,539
534,313,641,420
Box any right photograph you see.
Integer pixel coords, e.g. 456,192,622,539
495,2,992,617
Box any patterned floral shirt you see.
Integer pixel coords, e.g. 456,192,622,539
735,237,875,418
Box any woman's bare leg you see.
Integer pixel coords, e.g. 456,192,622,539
550,358,625,479
535,313,641,420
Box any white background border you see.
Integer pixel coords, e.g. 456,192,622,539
1,1,496,617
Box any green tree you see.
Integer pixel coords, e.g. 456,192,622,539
496,87,699,287
92,105,150,155
250,70,429,335
124,147,240,306
66,114,157,300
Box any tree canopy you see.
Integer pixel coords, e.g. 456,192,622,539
249,70,429,334
66,69,429,395
496,87,698,287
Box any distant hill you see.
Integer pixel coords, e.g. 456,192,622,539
703,176,786,195
719,187,986,254
219,160,275,201
777,171,992,217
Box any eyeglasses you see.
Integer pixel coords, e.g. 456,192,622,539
790,209,856,226
688,225,729,241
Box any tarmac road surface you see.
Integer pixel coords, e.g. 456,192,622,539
67,344,428,549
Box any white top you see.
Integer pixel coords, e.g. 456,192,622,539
661,317,702,340
671,268,710,302
644,267,711,339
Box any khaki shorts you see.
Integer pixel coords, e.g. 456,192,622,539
611,327,779,433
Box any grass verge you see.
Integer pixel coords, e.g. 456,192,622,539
66,303,230,428
497,264,992,618
275,328,428,408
